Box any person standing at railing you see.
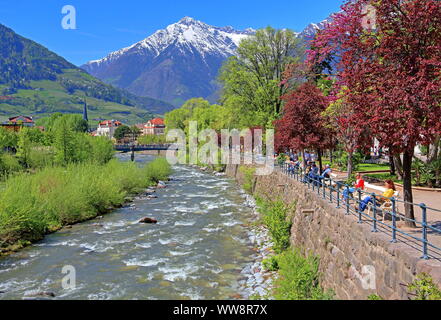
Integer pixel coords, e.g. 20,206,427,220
343,173,365,200
359,180,396,212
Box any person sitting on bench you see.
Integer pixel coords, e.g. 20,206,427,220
343,173,365,200
308,162,320,186
359,180,396,212
316,164,332,186
321,165,332,179
287,156,300,174
303,162,313,183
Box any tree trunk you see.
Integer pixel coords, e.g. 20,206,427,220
330,149,334,164
393,154,404,180
347,151,354,180
389,154,396,175
402,149,416,228
317,149,323,174
302,150,306,169
436,166,440,188
432,139,440,187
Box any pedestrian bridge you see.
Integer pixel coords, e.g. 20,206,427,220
114,144,178,153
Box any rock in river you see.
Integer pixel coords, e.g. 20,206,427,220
157,181,167,189
23,291,56,300
139,217,158,224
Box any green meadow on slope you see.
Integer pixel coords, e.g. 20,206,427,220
0,24,174,123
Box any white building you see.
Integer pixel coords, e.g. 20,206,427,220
142,118,166,136
96,120,123,138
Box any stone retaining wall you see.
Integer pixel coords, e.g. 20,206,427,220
226,164,441,300
138,150,169,156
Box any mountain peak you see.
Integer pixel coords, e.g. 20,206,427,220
81,17,330,107
82,18,256,106
178,16,198,25
85,18,254,69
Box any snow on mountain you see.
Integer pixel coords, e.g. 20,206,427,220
84,17,254,72
81,17,328,108
299,18,332,40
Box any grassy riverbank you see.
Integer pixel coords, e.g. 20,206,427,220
255,197,333,300
0,157,171,255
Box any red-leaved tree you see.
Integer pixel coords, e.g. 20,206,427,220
309,0,441,225
323,89,371,179
275,82,334,171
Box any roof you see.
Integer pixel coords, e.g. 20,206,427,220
147,118,165,126
9,116,34,123
99,120,123,127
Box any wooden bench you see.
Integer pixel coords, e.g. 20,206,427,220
324,173,338,187
364,183,400,222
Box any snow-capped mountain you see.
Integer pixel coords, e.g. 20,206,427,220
82,17,255,106
82,16,328,108
299,19,331,40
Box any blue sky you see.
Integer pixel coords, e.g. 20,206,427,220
0,0,344,66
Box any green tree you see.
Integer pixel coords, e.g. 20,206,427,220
37,113,88,133
138,134,167,145
409,273,441,300
164,98,211,132
114,125,133,141
88,136,115,164
0,127,18,150
16,128,34,168
130,126,141,142
52,116,76,166
219,27,303,128
164,108,191,132
0,152,21,176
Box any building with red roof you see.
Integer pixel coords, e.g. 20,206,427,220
96,119,123,138
1,115,35,132
143,118,165,136
8,115,34,125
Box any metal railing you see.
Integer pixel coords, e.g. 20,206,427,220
114,144,175,151
278,162,441,260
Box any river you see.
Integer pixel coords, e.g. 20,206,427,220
0,154,270,300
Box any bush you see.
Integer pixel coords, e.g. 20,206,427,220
0,158,171,249
0,153,22,176
408,273,441,300
27,147,54,169
263,256,280,271
88,136,115,164
367,294,383,300
277,154,287,166
256,198,293,253
333,148,364,171
138,134,167,145
274,249,333,300
143,157,172,183
240,166,256,194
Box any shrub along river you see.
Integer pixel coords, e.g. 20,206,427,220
0,154,271,300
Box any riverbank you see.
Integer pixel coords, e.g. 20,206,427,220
199,164,331,300
226,164,441,300
0,158,266,300
0,157,171,257
240,184,332,300
237,195,275,299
